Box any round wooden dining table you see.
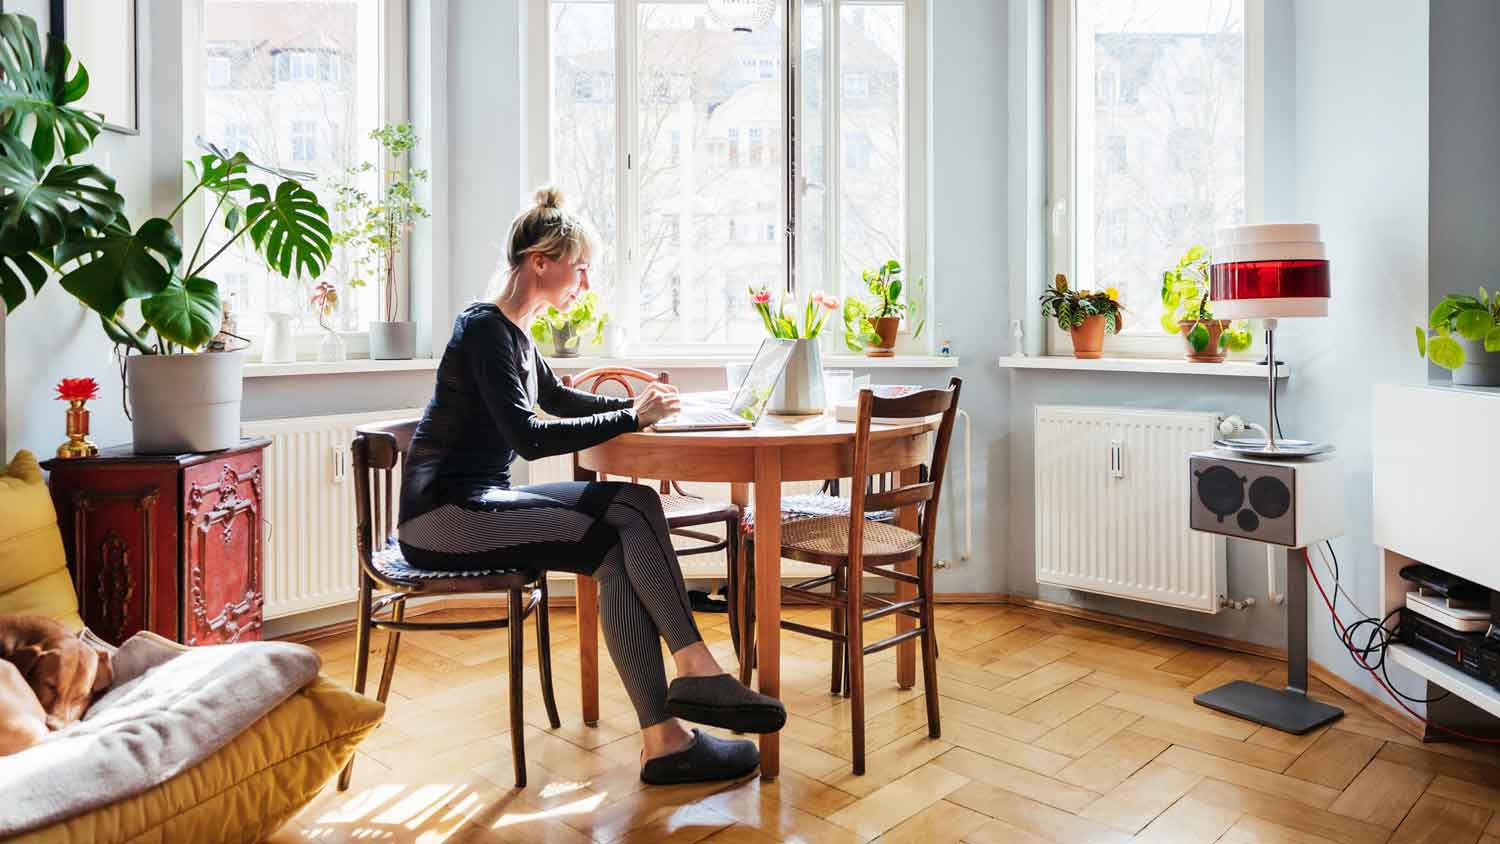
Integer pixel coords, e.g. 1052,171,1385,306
572,411,938,780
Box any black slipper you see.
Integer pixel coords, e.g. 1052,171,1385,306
688,589,729,613
641,729,759,786
666,674,787,734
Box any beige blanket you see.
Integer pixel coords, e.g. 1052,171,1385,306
0,631,321,837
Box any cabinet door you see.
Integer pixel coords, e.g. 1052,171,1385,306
181,451,265,645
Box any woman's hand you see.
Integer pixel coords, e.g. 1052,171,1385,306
633,382,681,428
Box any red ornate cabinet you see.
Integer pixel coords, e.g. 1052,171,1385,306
42,439,271,647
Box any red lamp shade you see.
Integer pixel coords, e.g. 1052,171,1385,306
1210,223,1330,320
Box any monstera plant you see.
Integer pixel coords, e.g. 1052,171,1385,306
0,13,333,451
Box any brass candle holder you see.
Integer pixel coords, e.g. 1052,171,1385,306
54,377,101,459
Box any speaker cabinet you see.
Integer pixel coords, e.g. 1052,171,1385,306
1189,450,1345,547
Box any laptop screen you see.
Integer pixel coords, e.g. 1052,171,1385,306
728,338,797,422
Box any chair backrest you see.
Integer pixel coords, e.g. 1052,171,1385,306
351,418,421,579
561,366,672,491
846,378,963,565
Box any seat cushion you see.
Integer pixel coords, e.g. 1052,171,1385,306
374,543,539,593
13,675,385,844
778,515,922,561
740,493,894,536
0,451,84,631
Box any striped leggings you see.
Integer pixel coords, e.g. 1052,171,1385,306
397,482,703,728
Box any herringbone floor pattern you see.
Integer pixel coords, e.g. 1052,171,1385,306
270,604,1500,843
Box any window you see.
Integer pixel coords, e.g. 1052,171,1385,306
536,0,925,352
1049,0,1254,356
197,0,403,339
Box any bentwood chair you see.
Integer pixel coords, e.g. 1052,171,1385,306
337,419,561,791
741,378,962,774
562,367,747,648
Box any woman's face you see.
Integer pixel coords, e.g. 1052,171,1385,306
535,252,591,309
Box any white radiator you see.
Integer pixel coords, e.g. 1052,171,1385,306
243,409,422,619
1034,405,1226,613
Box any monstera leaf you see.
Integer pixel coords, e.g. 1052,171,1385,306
0,13,103,165
56,216,181,315
0,249,46,312
245,180,332,279
0,133,122,254
141,275,222,350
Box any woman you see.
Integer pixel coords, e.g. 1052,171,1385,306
398,187,784,785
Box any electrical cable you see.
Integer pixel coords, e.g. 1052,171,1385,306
1304,554,1494,743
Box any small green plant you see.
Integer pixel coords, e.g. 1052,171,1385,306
1039,274,1123,333
1416,288,1500,370
332,123,430,323
1159,245,1252,354
530,291,609,353
841,259,926,351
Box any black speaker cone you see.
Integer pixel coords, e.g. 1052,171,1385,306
1237,508,1260,532
1195,465,1245,522
1249,476,1291,519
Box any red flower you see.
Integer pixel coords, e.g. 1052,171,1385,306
55,377,100,402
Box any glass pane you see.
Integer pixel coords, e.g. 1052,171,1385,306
636,2,785,348
838,3,903,303
202,0,384,334
1075,0,1245,334
552,0,618,318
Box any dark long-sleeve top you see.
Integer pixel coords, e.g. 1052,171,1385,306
399,302,637,524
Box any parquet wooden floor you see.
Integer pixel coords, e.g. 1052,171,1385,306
270,604,1500,844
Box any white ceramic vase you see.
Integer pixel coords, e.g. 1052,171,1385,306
261,312,297,363
768,339,826,415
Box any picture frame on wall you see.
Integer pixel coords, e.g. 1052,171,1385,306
50,0,139,135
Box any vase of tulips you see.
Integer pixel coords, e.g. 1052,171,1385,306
750,286,841,415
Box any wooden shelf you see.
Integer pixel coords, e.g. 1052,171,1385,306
1388,644,1500,720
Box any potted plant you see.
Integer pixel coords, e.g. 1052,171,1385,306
310,282,346,362
1416,288,1500,386
842,259,918,357
1039,274,1124,359
1160,245,1252,362
530,291,609,358
0,13,334,453
750,286,842,414
332,123,429,360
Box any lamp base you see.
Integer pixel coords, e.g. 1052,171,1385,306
1194,681,1344,734
1214,436,1335,458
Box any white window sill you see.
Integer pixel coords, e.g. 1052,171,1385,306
544,354,961,370
243,358,439,378
997,355,1288,378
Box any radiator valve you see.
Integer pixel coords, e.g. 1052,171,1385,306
1218,595,1256,611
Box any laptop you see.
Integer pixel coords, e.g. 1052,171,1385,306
652,338,797,431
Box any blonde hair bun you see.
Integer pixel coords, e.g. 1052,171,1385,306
534,186,564,210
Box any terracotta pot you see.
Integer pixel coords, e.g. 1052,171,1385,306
1178,319,1230,362
1069,314,1108,359
866,316,900,357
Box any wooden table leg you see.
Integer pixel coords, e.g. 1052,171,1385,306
730,482,752,684
577,573,599,726
753,448,783,780
895,465,923,689
575,465,600,726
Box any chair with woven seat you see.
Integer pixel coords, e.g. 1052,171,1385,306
740,378,962,774
561,366,746,647
337,418,561,791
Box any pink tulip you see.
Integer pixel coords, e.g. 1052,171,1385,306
750,289,772,304
820,295,840,310
811,290,825,305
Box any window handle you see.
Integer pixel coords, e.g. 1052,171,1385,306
1051,198,1067,238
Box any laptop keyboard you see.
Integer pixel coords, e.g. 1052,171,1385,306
664,408,746,427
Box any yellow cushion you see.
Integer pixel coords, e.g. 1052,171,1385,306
0,451,83,630
7,676,386,844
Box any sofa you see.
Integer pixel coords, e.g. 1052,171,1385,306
0,450,385,844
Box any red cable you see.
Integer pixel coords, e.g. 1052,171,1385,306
1303,553,1500,745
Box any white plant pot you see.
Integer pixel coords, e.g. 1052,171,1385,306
369,320,417,360
126,351,245,454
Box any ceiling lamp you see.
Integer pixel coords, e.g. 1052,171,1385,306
706,0,776,33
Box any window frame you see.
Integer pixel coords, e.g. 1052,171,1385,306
185,0,409,353
1045,0,1265,358
528,0,930,356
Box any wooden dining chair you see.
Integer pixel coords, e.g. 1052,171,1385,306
336,418,561,791
740,377,962,774
561,367,747,648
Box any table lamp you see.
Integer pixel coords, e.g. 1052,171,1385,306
1210,223,1331,455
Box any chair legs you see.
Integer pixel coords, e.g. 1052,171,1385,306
338,576,375,791
725,516,742,661
508,587,527,788
735,534,755,687
846,560,867,776
535,578,562,730
830,566,846,697
375,597,406,704
919,579,941,739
